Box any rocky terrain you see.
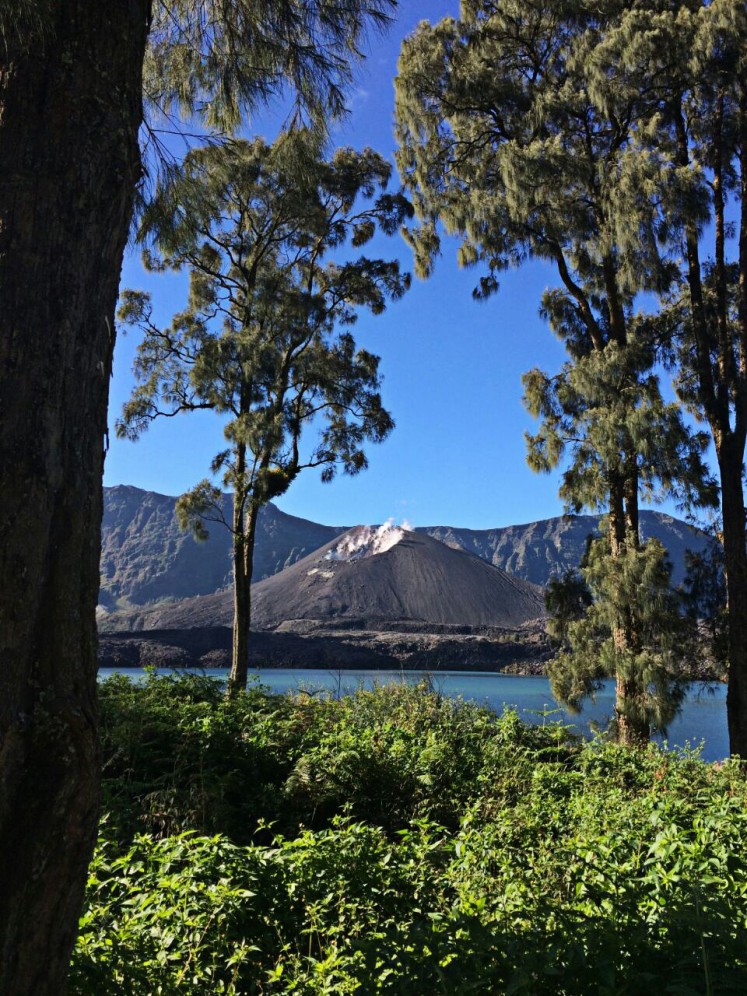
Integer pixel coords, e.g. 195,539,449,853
100,486,711,608
101,524,546,632
98,486,713,672
100,485,343,608
98,623,552,673
425,511,708,587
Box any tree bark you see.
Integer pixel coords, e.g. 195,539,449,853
0,3,149,992
229,503,258,696
718,442,747,758
674,91,747,758
608,475,649,747
615,677,650,749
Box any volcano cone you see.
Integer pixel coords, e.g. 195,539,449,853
251,526,545,630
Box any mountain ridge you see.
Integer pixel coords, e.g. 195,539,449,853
101,485,711,608
100,484,345,608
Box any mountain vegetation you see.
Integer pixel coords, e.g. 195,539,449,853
68,672,747,994
394,0,743,748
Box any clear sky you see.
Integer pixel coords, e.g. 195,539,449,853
103,1,676,531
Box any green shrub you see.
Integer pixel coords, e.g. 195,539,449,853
78,674,747,993
99,671,309,842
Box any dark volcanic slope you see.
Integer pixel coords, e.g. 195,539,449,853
103,527,546,632
253,528,545,628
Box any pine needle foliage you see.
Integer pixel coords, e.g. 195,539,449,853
144,0,397,132
394,0,718,744
549,535,688,740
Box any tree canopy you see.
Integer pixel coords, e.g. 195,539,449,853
146,1,395,133
394,0,720,744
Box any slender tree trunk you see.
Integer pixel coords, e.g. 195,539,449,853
615,678,650,749
229,505,259,696
609,474,649,747
731,89,747,759
0,3,149,992
718,442,747,758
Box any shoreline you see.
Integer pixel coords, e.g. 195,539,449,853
98,624,724,682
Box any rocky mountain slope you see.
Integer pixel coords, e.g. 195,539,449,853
100,485,343,608
426,511,708,587
253,526,546,630
101,486,711,608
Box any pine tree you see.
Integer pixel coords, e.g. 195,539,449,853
117,132,410,694
394,0,715,744
0,3,396,990
523,319,714,741
578,0,747,754
549,535,688,745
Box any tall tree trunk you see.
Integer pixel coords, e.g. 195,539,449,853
675,94,747,758
609,474,649,747
0,3,149,992
719,442,747,758
229,505,259,696
615,678,650,749
732,88,747,760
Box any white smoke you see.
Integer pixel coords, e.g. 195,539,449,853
325,520,411,562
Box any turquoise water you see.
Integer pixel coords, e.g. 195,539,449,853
98,668,730,762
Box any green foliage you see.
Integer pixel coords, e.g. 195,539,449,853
98,673,561,840
144,0,397,133
117,132,410,512
117,131,411,687
549,537,689,738
679,541,729,673
117,132,410,489
98,671,306,843
545,567,593,648
395,0,680,293
523,336,716,516
394,1,722,743
280,683,511,833
74,676,747,994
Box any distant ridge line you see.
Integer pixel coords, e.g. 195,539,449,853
100,485,712,609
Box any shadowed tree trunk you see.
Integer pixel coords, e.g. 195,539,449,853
0,2,150,991
229,503,259,697
228,440,258,698
719,441,747,758
673,97,747,759
609,474,649,748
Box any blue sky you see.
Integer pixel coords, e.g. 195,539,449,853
104,1,681,531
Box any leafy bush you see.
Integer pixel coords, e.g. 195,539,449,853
99,673,579,839
75,674,747,993
99,671,308,842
